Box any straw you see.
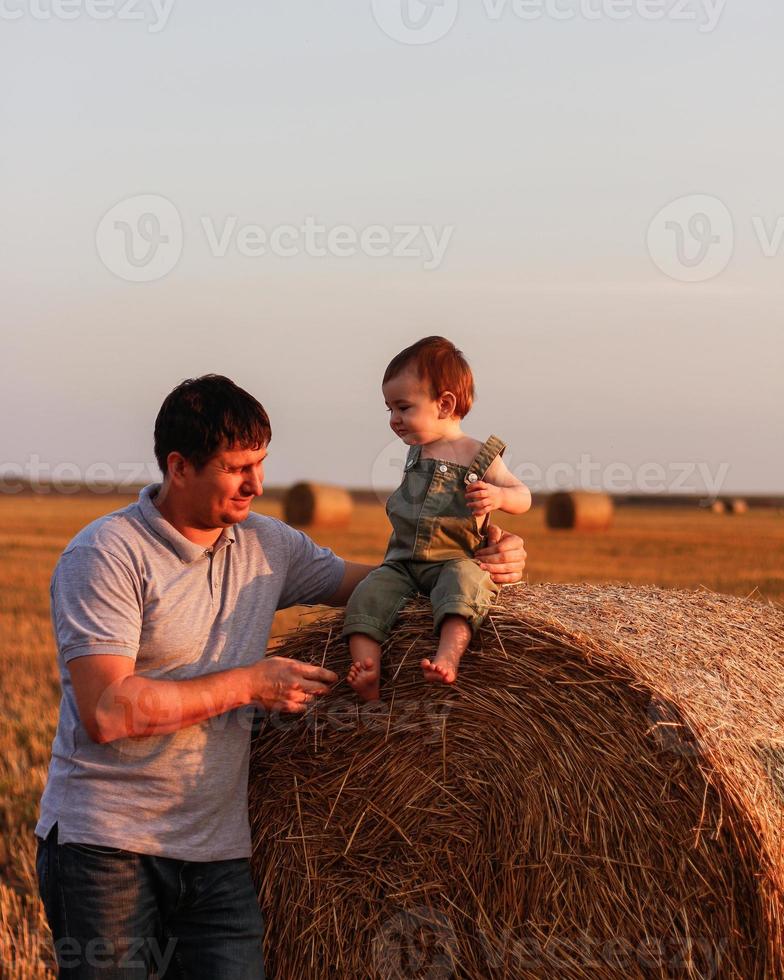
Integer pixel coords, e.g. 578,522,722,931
249,583,784,979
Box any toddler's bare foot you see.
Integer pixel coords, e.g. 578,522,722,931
347,657,381,701
421,652,461,685
422,615,471,685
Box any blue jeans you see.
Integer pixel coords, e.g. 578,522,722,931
36,824,265,979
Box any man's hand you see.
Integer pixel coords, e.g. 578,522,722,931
475,524,527,585
246,656,338,714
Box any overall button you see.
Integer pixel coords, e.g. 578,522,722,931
467,473,478,483
439,464,448,473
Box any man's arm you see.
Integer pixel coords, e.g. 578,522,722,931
59,537,339,745
69,654,337,744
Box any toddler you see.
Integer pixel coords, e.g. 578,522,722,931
342,336,531,700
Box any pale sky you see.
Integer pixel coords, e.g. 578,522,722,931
2,0,782,494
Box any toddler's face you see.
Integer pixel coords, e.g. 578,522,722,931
382,369,447,445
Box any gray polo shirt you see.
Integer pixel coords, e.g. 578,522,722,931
35,484,344,861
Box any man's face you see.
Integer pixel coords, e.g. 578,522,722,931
182,444,268,529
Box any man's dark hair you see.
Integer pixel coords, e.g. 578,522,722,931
154,375,271,474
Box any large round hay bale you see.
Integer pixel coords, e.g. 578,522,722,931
248,585,784,979
730,498,749,516
284,482,353,528
546,491,614,530
711,499,727,514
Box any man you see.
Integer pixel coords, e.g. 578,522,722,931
35,375,527,978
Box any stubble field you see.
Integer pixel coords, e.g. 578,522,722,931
0,492,782,977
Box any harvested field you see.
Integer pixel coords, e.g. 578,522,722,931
0,493,782,977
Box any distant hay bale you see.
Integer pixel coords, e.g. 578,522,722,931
284,482,353,528
248,584,784,980
711,499,727,514
730,498,749,516
546,490,614,530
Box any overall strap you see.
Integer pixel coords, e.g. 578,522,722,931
464,435,506,485
404,443,422,469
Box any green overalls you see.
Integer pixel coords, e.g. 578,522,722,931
342,436,506,644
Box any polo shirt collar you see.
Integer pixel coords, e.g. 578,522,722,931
138,484,236,564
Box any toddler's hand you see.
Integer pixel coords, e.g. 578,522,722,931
465,480,501,518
